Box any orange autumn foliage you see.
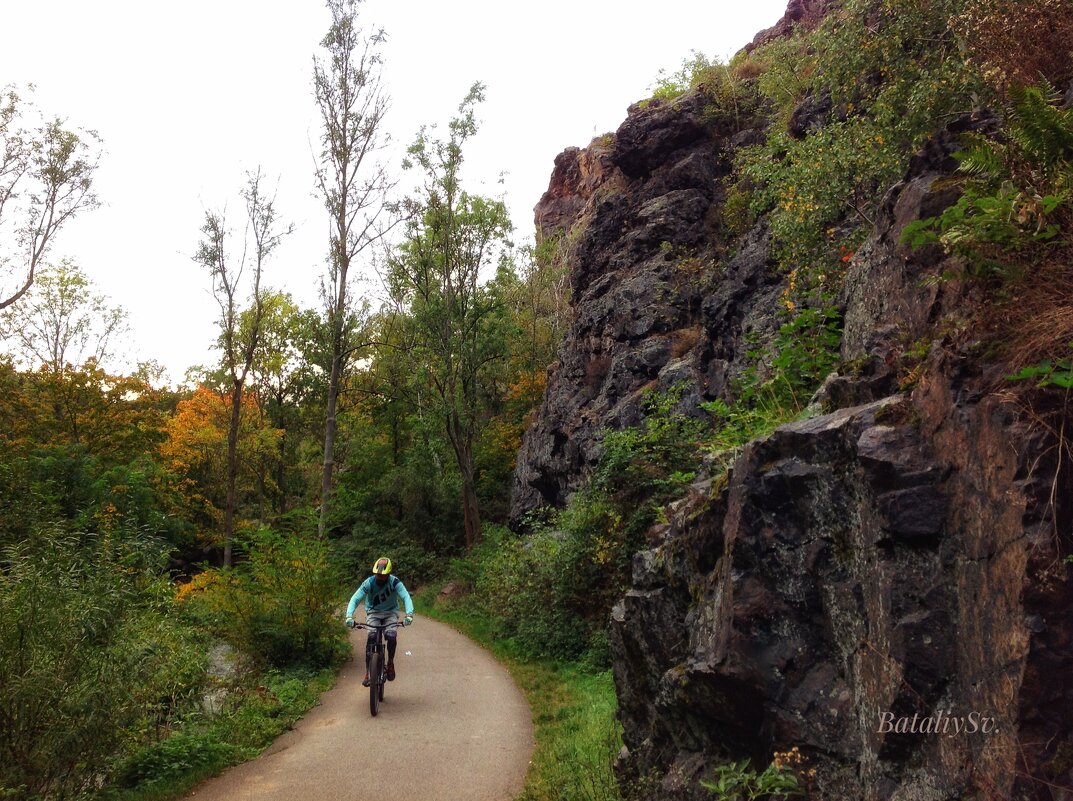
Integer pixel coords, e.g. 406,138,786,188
160,387,281,538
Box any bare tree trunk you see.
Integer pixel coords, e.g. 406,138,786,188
197,169,290,567
319,346,343,538
460,458,481,550
224,381,242,566
448,413,482,549
277,421,288,516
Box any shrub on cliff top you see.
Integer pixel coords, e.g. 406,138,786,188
737,0,986,271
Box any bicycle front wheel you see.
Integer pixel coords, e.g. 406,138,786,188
368,652,381,717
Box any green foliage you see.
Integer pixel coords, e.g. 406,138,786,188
389,83,514,549
901,82,1073,276
0,86,102,310
330,404,465,581
463,388,706,662
103,666,335,800
594,386,705,525
1008,345,1073,389
0,527,205,801
739,0,986,270
113,734,239,791
516,668,622,801
701,759,802,801
183,528,347,669
210,668,334,750
704,301,841,458
649,50,718,100
767,304,842,400
646,51,764,130
471,524,576,659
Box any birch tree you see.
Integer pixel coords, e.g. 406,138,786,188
312,0,394,537
195,169,291,565
0,87,100,310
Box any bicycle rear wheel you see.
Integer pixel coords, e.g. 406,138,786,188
368,652,381,716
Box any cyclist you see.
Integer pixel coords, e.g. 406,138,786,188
345,557,414,687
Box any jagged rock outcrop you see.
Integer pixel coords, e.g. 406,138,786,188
510,4,1073,798
746,0,837,50
521,105,1073,796
511,90,785,516
611,374,1071,799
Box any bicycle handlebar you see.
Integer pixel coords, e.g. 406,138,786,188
350,621,406,630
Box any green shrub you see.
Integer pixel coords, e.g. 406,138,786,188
475,527,574,659
739,0,986,272
183,528,347,669
469,388,707,661
0,527,205,801
901,82,1073,276
211,671,324,749
649,50,720,101
114,733,238,790
702,759,802,801
1008,345,1073,389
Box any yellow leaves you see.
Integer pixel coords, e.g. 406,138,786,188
504,369,548,407
781,269,799,312
592,535,617,566
174,568,221,603
161,387,282,529
772,746,817,780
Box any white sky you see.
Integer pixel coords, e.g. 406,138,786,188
1,0,788,383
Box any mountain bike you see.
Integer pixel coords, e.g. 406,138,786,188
352,621,404,717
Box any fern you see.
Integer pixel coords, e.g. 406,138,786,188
901,80,1073,266
955,134,1008,179
1006,82,1073,176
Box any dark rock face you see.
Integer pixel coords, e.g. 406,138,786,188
511,7,1072,798
511,89,784,517
603,113,1073,798
746,0,837,51
611,383,1071,800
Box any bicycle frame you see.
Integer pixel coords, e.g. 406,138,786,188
353,621,404,717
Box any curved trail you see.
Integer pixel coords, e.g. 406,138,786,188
186,617,533,801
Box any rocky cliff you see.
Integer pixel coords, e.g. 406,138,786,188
510,3,1073,799
511,89,786,516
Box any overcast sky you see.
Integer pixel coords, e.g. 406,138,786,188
1,0,788,383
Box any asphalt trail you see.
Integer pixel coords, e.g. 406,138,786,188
185,616,534,801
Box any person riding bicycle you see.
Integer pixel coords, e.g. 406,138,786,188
345,557,414,687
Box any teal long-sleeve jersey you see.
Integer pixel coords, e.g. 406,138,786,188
346,575,414,617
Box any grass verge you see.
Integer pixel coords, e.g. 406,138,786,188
98,666,338,801
416,588,623,801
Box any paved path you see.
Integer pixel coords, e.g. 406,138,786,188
185,617,534,801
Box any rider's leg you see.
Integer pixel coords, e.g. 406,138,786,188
384,611,399,680
386,628,397,662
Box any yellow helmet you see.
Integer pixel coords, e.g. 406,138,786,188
372,557,393,575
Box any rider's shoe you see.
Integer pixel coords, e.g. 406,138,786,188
362,673,370,687
386,662,396,681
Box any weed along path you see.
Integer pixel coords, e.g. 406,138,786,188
185,616,534,801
